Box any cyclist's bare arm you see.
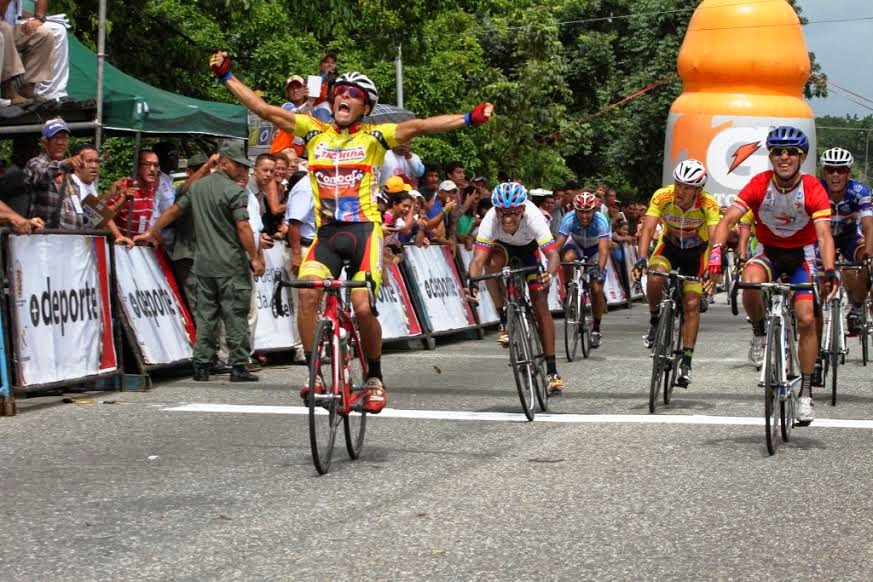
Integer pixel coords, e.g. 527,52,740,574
861,215,873,256
467,245,490,279
395,104,494,142
711,206,744,248
597,237,609,273
737,224,751,258
636,215,659,259
554,234,568,251
544,247,560,278
815,220,836,272
223,72,296,134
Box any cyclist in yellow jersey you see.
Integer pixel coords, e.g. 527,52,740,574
209,51,494,413
632,160,719,387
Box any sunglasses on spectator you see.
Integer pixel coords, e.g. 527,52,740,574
334,85,366,101
496,207,524,217
824,166,850,175
768,147,805,158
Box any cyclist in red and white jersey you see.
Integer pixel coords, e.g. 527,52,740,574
709,127,837,425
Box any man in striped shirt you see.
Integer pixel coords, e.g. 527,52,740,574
108,150,160,247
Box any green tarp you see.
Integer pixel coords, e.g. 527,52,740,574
67,36,247,139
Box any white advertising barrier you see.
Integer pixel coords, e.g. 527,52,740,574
604,255,628,306
7,234,117,386
622,243,646,301
253,245,300,351
404,245,477,333
115,246,194,364
457,247,500,325
377,263,424,340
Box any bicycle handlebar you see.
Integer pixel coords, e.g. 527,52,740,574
646,269,700,283
735,281,814,291
468,264,542,284
271,272,379,317
560,260,598,268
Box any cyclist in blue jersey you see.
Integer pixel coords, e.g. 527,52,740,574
819,147,873,336
554,191,610,348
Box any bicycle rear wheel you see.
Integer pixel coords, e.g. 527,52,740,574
563,283,579,362
507,304,535,421
529,317,549,412
579,285,591,359
343,327,368,460
308,319,340,474
648,303,672,414
763,318,781,455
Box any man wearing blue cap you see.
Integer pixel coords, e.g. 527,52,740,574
25,117,81,219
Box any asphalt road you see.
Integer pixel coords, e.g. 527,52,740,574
2,294,873,581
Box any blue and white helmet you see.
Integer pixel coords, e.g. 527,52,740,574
491,182,527,209
766,126,809,152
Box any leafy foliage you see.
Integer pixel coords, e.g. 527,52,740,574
54,0,837,197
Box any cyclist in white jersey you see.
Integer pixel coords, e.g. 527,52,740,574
467,183,565,394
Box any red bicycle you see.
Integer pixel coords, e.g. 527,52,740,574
274,270,378,475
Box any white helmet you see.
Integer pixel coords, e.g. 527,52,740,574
334,71,379,108
673,159,707,187
820,147,854,168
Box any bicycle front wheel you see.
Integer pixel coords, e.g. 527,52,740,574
649,303,672,414
343,327,368,460
830,307,841,406
563,283,579,362
529,318,549,413
308,319,340,475
665,308,683,406
579,285,591,359
763,318,781,455
507,304,536,421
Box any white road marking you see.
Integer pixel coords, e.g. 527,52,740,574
164,403,873,429
391,353,749,363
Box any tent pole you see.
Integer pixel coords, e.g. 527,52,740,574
131,131,142,178
95,0,107,151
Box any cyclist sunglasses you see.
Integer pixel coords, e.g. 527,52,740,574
823,165,850,175
496,207,524,217
768,147,805,158
334,85,366,101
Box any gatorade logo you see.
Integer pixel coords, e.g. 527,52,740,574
729,141,762,173
28,277,100,337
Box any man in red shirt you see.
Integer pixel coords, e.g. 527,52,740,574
109,150,160,247
709,127,837,425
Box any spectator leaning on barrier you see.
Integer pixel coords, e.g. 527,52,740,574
107,150,161,247
43,143,99,230
0,0,52,104
421,179,458,247
136,140,264,383
152,142,180,253
25,117,80,218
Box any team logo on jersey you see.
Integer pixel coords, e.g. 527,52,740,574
313,143,366,162
313,168,366,189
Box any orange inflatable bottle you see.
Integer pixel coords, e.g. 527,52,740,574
662,0,816,202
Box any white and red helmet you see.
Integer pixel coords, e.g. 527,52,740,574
573,191,599,211
673,159,707,187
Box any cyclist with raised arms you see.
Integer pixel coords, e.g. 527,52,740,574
208,51,494,413
819,147,873,336
632,159,719,387
554,191,610,348
467,183,565,395
709,126,837,425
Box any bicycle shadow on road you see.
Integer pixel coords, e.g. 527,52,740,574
702,433,828,457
